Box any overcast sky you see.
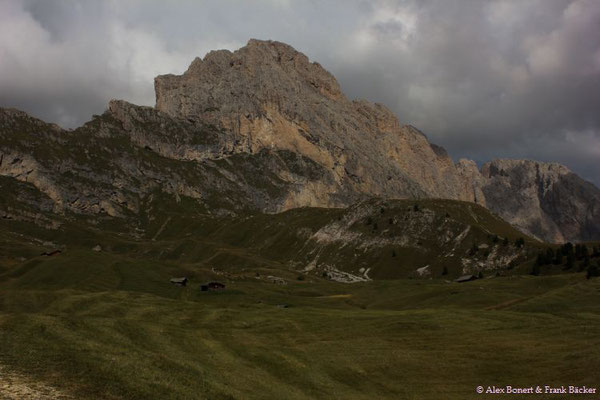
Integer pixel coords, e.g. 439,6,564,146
1,0,599,185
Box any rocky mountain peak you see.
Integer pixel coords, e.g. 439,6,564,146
2,40,598,243
153,39,477,207
154,39,344,124
148,40,600,242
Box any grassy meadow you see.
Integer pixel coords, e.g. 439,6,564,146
0,201,599,399
1,247,599,399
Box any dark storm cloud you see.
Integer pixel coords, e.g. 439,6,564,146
1,0,599,185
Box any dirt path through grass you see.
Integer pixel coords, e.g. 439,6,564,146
151,216,172,241
485,296,532,310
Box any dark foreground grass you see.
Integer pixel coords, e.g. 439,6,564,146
1,252,599,400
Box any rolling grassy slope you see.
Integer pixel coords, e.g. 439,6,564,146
2,189,599,399
0,256,599,399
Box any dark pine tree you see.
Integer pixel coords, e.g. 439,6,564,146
582,253,590,269
546,248,555,264
582,245,589,260
562,242,574,256
515,237,525,248
586,262,600,279
575,244,583,260
554,252,564,265
565,253,575,270
469,243,479,256
536,253,545,266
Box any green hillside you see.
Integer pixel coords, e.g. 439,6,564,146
1,191,600,398
2,192,542,280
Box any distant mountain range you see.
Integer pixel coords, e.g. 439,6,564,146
1,39,599,243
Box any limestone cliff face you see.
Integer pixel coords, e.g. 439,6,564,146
455,159,487,206
155,39,476,204
1,39,599,243
479,160,600,243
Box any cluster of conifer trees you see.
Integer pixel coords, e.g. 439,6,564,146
532,243,600,278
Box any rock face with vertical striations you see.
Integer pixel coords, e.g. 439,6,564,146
154,39,478,206
479,159,600,243
1,39,599,243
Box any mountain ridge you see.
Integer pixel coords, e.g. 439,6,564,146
152,38,599,242
1,38,599,243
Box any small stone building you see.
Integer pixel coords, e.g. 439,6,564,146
170,277,188,287
200,281,226,291
41,249,62,256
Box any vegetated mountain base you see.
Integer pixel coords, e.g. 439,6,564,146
1,193,600,399
0,180,547,281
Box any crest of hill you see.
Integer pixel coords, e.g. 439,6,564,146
1,39,599,243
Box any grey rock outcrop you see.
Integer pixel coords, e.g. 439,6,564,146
479,159,600,242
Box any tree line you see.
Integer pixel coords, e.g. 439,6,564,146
532,243,600,278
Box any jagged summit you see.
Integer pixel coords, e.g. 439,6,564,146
155,39,344,121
